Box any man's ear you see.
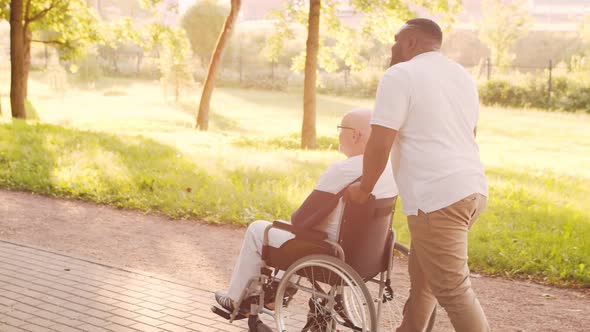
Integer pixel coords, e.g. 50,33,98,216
353,131,362,143
407,35,418,51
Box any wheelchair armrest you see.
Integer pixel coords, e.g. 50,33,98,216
272,220,328,242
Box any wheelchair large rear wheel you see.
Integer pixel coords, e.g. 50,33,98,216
274,254,376,332
343,241,436,332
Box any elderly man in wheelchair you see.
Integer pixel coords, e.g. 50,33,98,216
212,109,416,331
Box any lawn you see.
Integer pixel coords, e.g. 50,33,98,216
1,75,589,286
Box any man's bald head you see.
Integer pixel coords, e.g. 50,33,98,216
338,109,373,157
342,109,372,141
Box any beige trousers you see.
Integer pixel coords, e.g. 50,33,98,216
396,194,490,332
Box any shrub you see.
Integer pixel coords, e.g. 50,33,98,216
317,67,382,98
240,77,287,91
25,100,40,120
478,74,590,112
233,133,338,150
71,56,103,86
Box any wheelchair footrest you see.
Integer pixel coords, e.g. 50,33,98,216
210,305,247,321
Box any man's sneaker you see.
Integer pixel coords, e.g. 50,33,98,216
215,291,235,312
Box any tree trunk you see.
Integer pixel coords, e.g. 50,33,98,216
301,0,320,149
23,27,32,98
136,53,142,77
44,43,48,69
175,67,180,102
10,0,26,119
196,0,242,131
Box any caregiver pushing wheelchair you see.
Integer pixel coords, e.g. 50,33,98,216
211,109,433,331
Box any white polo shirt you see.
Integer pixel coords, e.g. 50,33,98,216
313,155,398,240
371,51,488,216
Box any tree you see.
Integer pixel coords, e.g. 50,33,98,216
301,0,320,149
10,0,25,118
159,28,194,102
266,0,461,149
580,13,590,53
99,7,195,101
196,0,241,131
477,0,533,69
139,0,241,131
180,0,226,68
2,0,101,118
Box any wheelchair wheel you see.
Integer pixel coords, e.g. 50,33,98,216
343,241,436,332
274,254,376,332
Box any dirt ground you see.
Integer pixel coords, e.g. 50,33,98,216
0,189,588,332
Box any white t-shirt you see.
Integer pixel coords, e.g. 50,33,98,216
371,51,488,216
314,155,398,240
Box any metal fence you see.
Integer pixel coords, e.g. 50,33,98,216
211,54,589,100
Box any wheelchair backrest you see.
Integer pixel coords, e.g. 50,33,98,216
337,196,397,280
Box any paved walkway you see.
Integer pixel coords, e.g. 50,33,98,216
0,240,248,332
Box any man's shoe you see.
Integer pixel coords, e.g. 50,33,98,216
215,291,235,312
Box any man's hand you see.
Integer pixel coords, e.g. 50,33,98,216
344,182,372,204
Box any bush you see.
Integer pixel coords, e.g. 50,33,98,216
479,75,590,112
317,67,382,98
232,133,338,150
240,77,287,91
72,56,103,85
25,100,39,120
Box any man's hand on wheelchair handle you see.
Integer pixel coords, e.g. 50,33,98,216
344,182,372,204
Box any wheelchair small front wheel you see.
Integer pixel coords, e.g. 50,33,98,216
274,254,376,332
393,242,410,257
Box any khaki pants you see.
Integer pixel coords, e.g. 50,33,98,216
396,194,490,332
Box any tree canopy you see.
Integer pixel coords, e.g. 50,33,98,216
181,0,227,67
0,0,101,61
264,0,461,74
477,0,533,69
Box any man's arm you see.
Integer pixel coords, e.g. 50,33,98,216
291,190,340,228
345,125,397,204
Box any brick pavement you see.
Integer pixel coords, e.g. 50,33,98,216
0,240,249,332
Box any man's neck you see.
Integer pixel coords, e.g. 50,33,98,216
346,151,363,158
413,48,439,58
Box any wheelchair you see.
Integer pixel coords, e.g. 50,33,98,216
212,196,436,331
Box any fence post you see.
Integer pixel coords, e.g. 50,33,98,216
547,60,553,98
486,57,491,80
344,67,349,89
239,40,243,85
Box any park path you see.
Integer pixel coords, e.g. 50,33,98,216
0,189,588,331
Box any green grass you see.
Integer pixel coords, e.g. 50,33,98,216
1,76,589,286
0,121,311,223
471,168,589,284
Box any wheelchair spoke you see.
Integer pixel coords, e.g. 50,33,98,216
362,274,407,331
274,255,376,332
